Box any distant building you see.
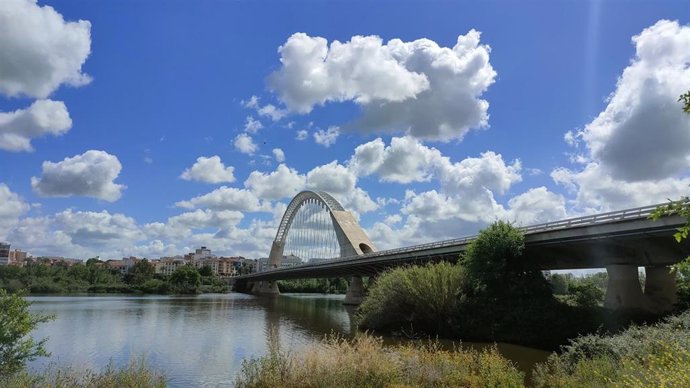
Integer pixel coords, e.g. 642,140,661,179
152,256,187,276
0,242,9,266
8,249,28,266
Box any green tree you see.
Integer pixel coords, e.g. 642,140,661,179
198,265,213,277
0,290,54,376
126,259,156,285
170,265,201,294
680,90,690,114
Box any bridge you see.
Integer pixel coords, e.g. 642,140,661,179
234,190,690,313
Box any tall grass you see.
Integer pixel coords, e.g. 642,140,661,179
235,334,524,388
1,358,166,388
357,262,464,336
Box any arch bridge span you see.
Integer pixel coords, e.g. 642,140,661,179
255,191,376,304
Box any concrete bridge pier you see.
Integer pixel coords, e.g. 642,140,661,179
604,264,647,311
252,280,280,296
644,265,677,313
343,276,365,305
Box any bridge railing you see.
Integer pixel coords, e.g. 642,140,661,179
251,202,681,275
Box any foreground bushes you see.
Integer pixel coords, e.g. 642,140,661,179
235,334,524,388
534,311,690,387
358,262,464,336
1,359,165,388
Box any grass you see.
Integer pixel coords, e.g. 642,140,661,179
234,334,524,388
0,359,166,388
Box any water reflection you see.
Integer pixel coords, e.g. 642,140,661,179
27,293,548,387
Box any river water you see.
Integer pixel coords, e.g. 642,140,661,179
27,293,548,387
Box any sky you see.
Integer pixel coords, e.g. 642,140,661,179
1,0,689,261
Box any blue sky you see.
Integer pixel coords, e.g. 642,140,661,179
1,0,689,260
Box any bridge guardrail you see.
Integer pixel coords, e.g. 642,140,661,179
248,201,683,276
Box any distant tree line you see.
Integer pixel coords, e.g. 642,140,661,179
0,259,227,295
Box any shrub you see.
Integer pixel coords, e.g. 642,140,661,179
234,334,524,388
357,262,464,336
0,290,54,377
533,311,690,387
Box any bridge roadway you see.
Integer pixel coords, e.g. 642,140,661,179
236,203,690,281
235,203,690,311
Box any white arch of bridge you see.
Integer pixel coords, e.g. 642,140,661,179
268,191,377,270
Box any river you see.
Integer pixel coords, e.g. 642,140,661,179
27,293,548,387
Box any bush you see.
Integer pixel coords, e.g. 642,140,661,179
357,262,464,336
533,311,690,387
234,334,524,388
0,290,54,377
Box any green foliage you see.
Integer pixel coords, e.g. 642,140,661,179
198,265,214,277
125,259,155,285
651,197,690,243
533,311,690,387
0,290,54,377
278,278,349,294
462,221,551,300
358,262,464,336
549,273,606,307
170,265,201,294
680,90,690,114
1,358,166,388
234,334,524,388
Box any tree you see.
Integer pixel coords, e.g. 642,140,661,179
198,265,213,277
170,265,201,294
126,259,155,285
680,90,690,114
0,290,54,376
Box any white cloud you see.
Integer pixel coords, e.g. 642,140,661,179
0,183,29,238
244,164,306,200
269,33,430,113
243,116,263,134
296,129,308,140
272,148,285,162
349,136,445,183
505,187,567,225
180,156,236,184
234,133,258,155
0,0,91,98
269,31,496,141
313,126,340,147
175,186,270,212
242,95,287,121
31,150,125,201
305,161,377,215
573,20,690,182
553,20,690,212
0,99,71,152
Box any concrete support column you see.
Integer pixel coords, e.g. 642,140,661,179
343,276,365,305
604,264,646,311
252,280,280,296
644,266,677,313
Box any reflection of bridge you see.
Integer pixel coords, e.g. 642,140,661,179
235,191,690,312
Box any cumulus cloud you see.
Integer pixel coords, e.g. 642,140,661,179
175,186,271,212
571,20,690,181
0,184,29,238
234,133,258,155
272,148,285,162
0,0,92,98
269,31,496,141
31,150,125,201
243,116,263,134
242,95,287,121
553,20,690,212
313,126,340,147
180,156,235,184
296,129,308,140
244,164,306,200
0,99,72,152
